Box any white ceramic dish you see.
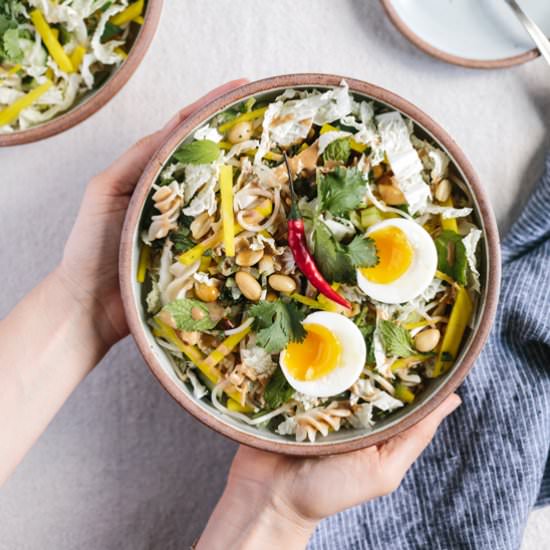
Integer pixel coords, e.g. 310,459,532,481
382,0,550,68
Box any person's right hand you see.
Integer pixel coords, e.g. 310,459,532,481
198,394,461,550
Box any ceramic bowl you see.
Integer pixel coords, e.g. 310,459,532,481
120,74,501,456
0,0,163,147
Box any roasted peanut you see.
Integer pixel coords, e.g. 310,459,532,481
190,212,212,240
235,271,262,301
435,178,451,203
258,254,274,274
414,328,441,352
236,249,264,267
268,274,297,294
227,121,253,144
191,306,206,321
194,282,220,303
378,183,406,205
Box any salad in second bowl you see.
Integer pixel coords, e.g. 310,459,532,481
138,81,483,443
0,0,146,132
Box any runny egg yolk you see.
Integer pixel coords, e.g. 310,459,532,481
284,323,342,381
360,225,413,284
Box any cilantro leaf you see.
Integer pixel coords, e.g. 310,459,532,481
378,320,415,358
162,299,217,331
347,235,378,268
173,139,220,165
3,28,23,62
264,367,294,409
323,138,351,164
249,300,306,354
169,226,194,253
318,167,366,216
312,221,355,284
434,230,467,285
101,21,122,42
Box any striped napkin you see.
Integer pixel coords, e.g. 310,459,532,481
310,156,550,550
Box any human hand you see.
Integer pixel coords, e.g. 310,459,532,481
56,79,247,349
198,394,461,550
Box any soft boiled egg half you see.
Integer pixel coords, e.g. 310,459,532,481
280,311,366,398
357,218,437,304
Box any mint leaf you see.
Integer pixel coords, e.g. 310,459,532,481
434,230,467,285
378,320,415,358
347,235,378,268
250,300,306,354
173,139,220,165
318,167,366,216
264,367,294,409
323,138,351,164
162,299,217,331
312,221,355,284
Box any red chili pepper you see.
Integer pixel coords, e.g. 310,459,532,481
284,154,351,310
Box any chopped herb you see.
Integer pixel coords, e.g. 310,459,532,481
173,139,220,165
318,167,366,216
347,235,378,268
101,21,122,42
323,138,351,164
378,320,415,358
161,299,217,331
170,226,194,253
249,300,306,354
441,351,454,362
264,367,294,409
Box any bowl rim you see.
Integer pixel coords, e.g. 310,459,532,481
0,0,163,147
380,0,540,69
120,73,501,456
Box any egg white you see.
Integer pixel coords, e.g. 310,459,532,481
356,218,437,304
279,311,366,398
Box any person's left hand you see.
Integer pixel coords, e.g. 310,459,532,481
56,80,247,348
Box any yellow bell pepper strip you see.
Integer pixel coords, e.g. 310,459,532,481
110,0,144,26
395,384,415,404
30,9,75,73
219,165,235,256
153,318,204,366
45,67,54,81
227,398,250,412
435,269,455,285
179,200,273,265
0,79,53,127
198,326,252,375
433,285,473,376
440,197,459,233
133,15,145,25
320,123,367,153
69,45,86,69
114,47,128,60
290,293,331,311
218,141,232,150
136,244,151,283
403,317,446,331
391,354,429,372
218,106,267,134
7,64,22,74
199,255,212,271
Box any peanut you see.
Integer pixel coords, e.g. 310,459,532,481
227,121,253,144
236,249,264,267
414,328,441,352
378,183,406,205
268,274,297,294
235,271,262,301
194,282,220,303
435,178,451,203
258,254,274,274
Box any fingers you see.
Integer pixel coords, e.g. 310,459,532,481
94,78,249,196
379,393,461,479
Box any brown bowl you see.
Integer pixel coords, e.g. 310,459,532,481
0,0,163,147
120,74,501,456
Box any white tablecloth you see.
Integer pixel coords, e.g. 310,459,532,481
0,1,548,548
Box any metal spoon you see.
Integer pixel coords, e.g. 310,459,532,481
504,0,550,65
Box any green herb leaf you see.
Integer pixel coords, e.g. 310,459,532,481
318,167,366,216
173,139,220,165
249,300,306,354
434,230,467,285
170,226,194,253
323,138,351,164
264,367,294,409
3,27,23,62
347,235,378,268
101,21,122,42
312,222,355,284
162,299,217,331
378,320,415,358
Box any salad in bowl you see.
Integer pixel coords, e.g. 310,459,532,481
122,76,499,454
0,0,160,142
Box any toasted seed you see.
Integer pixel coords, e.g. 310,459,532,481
414,328,441,352
227,121,253,144
235,271,262,301
378,183,406,205
236,249,264,267
191,306,206,321
435,178,451,202
268,274,297,294
194,282,220,303
258,254,274,274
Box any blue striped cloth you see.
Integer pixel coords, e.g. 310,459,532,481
310,156,550,550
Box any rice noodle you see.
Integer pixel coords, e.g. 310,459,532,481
237,188,281,232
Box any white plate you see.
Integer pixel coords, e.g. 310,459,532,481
382,0,550,68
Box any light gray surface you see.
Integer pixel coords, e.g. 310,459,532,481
0,1,548,548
